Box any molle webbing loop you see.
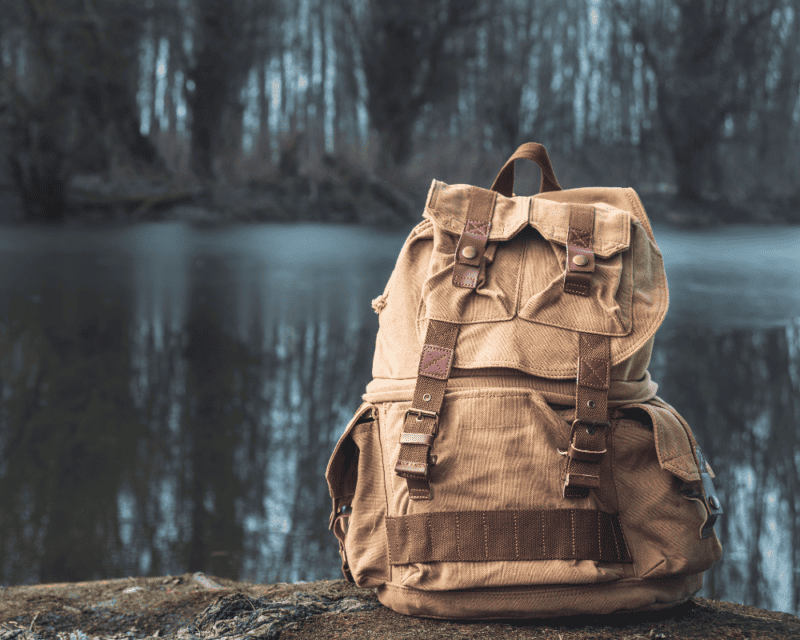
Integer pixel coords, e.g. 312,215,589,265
385,509,631,565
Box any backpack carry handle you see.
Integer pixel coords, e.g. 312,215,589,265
490,142,562,196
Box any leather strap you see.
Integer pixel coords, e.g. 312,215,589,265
490,142,561,196
563,333,611,498
564,204,595,297
395,320,459,500
453,188,496,289
385,509,631,564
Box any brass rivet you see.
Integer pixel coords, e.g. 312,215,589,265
461,246,478,259
573,254,589,266
587,400,596,408
423,393,432,402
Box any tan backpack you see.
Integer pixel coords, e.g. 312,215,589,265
326,143,723,619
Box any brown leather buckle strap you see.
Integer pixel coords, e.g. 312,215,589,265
563,333,611,498
395,319,459,500
453,188,496,289
385,509,632,564
564,204,596,297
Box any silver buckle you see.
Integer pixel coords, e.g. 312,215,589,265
405,408,438,421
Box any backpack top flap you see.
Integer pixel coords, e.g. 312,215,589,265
372,179,668,382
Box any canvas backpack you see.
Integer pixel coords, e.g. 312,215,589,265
326,143,723,619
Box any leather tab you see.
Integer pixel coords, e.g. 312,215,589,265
564,204,596,297
395,460,429,479
419,344,454,380
453,188,496,289
452,263,479,288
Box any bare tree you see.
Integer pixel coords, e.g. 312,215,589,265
187,0,270,180
4,0,159,221
614,0,782,201
345,0,485,170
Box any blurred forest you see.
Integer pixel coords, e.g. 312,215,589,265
0,0,798,224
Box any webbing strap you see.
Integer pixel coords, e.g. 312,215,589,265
453,189,496,288
564,204,596,297
395,320,459,500
398,187,498,500
563,333,611,498
385,509,631,564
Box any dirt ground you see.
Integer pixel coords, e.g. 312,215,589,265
1,574,798,640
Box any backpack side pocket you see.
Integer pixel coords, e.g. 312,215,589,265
326,402,389,587
612,400,723,579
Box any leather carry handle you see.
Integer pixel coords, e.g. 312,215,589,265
490,142,562,196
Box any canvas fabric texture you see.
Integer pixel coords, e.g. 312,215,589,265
326,144,722,619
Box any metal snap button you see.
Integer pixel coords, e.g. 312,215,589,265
461,246,478,259
586,427,596,435
709,495,720,510
423,393,431,402
587,399,596,408
573,254,589,266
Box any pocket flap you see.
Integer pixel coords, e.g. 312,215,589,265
326,403,375,507
423,180,631,258
531,198,631,258
618,401,701,483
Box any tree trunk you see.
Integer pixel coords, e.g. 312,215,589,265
187,0,238,180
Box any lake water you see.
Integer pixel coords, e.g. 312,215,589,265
0,221,798,615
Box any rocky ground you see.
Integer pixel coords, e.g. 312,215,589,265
0,573,798,640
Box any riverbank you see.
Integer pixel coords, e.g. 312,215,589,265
0,574,797,639
1,166,798,228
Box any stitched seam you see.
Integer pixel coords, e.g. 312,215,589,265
571,510,576,558
541,512,546,558
597,514,602,561
456,513,461,560
483,512,488,560
514,511,519,560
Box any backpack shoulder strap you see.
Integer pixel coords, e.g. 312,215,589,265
395,187,497,500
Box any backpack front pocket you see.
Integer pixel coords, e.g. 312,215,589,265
517,199,633,336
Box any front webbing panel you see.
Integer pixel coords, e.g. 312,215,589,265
385,509,631,564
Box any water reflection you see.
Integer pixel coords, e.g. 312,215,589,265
0,223,798,615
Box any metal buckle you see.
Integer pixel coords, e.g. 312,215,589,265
571,418,610,435
406,408,438,420
405,408,439,434
558,419,610,457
